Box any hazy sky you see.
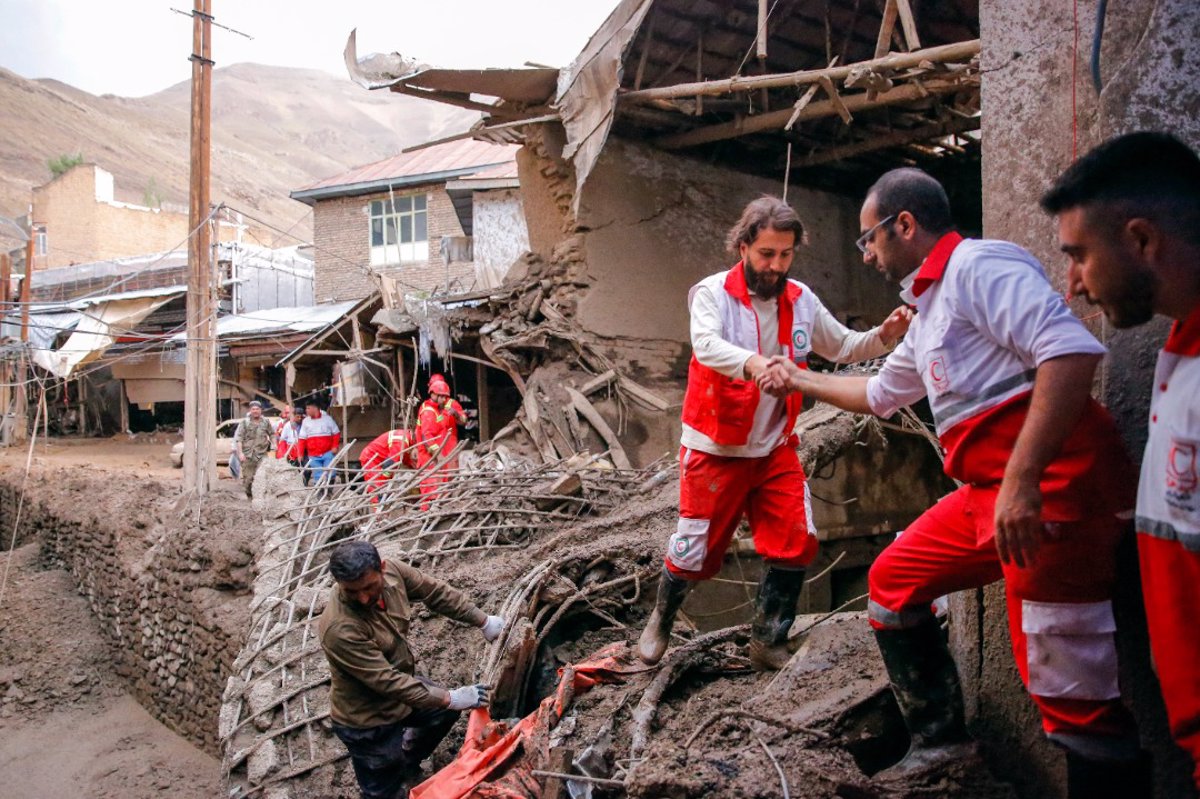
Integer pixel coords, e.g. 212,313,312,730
0,0,621,97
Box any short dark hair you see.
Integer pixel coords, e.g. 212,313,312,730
329,540,382,583
866,168,955,235
1040,131,1200,244
305,398,321,408
725,196,806,255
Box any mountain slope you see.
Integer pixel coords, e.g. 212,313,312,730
0,63,474,241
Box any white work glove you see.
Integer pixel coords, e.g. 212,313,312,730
480,615,506,643
446,684,491,711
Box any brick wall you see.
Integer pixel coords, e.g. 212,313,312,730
311,183,474,303
30,164,262,273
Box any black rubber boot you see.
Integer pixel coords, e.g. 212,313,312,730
748,565,805,671
1065,749,1152,799
637,568,693,664
874,614,973,779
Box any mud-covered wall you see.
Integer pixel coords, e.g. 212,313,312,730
956,2,1200,796
572,136,898,345
0,472,256,754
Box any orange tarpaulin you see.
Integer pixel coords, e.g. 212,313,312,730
411,644,640,799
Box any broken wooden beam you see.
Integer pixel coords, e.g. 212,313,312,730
655,76,977,149
618,376,671,412
578,369,617,397
620,39,978,103
566,388,632,470
534,472,584,511
789,115,980,169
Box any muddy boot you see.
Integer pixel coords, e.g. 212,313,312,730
873,614,973,779
1065,749,1151,799
748,565,805,671
637,568,693,664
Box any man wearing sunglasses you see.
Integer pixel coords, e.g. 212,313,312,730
637,195,912,671
758,169,1146,795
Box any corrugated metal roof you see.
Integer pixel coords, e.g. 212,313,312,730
295,139,519,195
169,301,358,342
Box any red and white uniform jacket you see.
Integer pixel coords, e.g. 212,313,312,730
277,420,302,460
681,261,892,458
418,399,463,458
1138,305,1200,552
866,233,1134,519
360,429,418,472
298,411,341,459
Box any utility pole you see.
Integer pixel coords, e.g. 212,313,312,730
12,234,32,444
0,252,10,447
183,0,216,494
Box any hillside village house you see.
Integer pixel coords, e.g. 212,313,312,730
289,138,528,302
278,139,532,455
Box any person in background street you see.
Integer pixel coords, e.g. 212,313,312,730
320,540,505,799
1042,131,1200,793
416,374,467,506
299,399,341,485
233,400,276,499
756,168,1148,794
277,407,305,465
636,196,912,672
360,428,419,505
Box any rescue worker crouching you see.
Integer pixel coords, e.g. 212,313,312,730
320,540,506,799
359,428,419,506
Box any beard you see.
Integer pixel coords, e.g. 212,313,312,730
1100,264,1158,329
743,261,790,299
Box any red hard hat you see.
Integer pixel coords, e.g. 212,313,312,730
429,376,450,396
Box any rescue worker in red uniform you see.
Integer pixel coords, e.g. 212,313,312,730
636,196,912,671
416,374,466,505
1042,131,1200,793
758,168,1148,795
359,428,419,503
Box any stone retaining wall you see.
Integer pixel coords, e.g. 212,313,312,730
0,470,256,754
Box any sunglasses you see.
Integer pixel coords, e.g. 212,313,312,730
855,214,897,253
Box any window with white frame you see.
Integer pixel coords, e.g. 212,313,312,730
369,195,428,266
33,225,47,256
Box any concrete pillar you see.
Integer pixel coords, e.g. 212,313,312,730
959,1,1200,796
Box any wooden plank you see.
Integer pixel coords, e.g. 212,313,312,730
621,39,979,103
579,369,617,397
540,748,574,799
654,76,976,149
618,376,671,412
874,0,899,59
896,0,922,51
480,334,527,396
521,390,559,462
817,76,853,124
566,388,632,470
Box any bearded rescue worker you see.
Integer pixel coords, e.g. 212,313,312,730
1042,131,1200,793
416,374,466,504
757,168,1148,794
320,540,506,799
636,196,912,671
360,428,419,503
233,400,277,499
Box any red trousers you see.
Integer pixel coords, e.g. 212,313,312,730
1138,533,1200,788
665,444,819,580
868,485,1137,754
417,450,457,508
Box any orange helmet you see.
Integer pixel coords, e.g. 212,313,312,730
428,374,450,396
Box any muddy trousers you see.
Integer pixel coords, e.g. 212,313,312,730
241,454,264,497
1139,532,1200,789
868,485,1139,759
664,444,819,580
333,704,460,799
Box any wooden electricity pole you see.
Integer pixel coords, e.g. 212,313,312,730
183,0,216,494
11,235,33,444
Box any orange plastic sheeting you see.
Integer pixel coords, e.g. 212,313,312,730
410,644,640,799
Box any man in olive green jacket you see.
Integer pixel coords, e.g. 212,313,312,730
319,540,506,799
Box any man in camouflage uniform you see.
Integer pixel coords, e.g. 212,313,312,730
234,400,277,499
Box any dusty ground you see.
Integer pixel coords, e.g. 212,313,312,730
0,542,221,799
0,432,220,479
